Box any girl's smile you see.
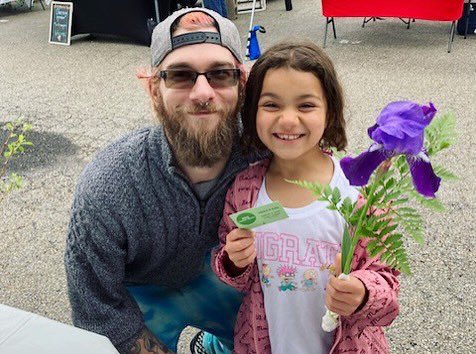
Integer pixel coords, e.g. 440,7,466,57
256,67,328,164
273,133,305,141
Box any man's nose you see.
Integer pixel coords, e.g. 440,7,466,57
189,75,216,103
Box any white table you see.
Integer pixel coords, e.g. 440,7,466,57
0,304,119,354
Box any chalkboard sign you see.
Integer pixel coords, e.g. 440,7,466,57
49,1,73,45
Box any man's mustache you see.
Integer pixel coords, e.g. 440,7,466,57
184,102,221,114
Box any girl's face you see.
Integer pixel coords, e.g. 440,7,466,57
256,67,327,163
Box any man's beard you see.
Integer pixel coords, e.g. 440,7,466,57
155,96,240,168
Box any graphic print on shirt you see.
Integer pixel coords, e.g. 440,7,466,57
255,231,341,268
301,269,318,291
261,263,273,287
255,231,340,292
277,264,298,291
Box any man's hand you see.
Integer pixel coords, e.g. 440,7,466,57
224,228,256,268
325,253,367,316
129,327,174,354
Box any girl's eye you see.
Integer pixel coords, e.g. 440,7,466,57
300,103,316,110
261,102,279,109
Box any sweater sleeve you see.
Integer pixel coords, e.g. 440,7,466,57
211,181,255,293
344,237,400,330
64,193,144,354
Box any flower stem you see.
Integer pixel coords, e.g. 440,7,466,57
343,166,386,274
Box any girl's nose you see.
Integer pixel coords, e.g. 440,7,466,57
279,108,300,128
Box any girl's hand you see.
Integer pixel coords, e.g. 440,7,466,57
224,229,256,268
325,253,367,316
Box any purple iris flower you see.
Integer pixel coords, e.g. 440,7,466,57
340,101,441,198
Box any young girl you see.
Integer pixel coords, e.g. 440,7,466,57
212,41,400,354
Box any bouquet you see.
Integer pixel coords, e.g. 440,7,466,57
289,101,456,331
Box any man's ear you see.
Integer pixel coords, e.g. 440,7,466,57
136,67,160,101
149,80,160,103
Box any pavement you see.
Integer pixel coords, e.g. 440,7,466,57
1,0,475,353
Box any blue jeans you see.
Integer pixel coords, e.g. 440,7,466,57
127,254,242,353
203,0,228,18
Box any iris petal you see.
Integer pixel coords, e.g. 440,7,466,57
367,123,378,139
378,131,424,155
376,101,428,137
407,156,441,198
368,101,435,156
340,149,388,186
422,102,437,125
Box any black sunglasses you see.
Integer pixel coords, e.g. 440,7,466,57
158,69,241,89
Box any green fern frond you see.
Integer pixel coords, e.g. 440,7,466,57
425,112,457,156
408,190,446,212
365,233,411,274
433,164,458,181
286,179,324,198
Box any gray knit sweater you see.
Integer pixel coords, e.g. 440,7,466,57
64,126,249,353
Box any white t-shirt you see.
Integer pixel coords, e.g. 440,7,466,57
253,156,359,354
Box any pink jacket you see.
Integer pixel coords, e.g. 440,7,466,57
212,159,400,354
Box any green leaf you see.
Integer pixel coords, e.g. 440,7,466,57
424,112,457,156
410,233,424,246
380,224,398,237
391,198,409,206
370,245,385,258
341,227,352,274
341,197,354,214
385,178,396,190
331,187,341,205
384,191,404,202
410,191,445,212
383,233,402,245
433,164,458,181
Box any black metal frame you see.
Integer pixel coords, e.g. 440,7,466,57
448,20,457,53
362,17,384,28
323,17,336,48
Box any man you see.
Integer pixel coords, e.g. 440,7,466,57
65,8,249,354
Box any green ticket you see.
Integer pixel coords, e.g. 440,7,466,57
230,201,289,229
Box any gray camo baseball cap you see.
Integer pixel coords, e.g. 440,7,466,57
150,8,244,67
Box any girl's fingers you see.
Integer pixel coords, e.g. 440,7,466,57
326,295,348,315
333,253,342,276
224,229,257,268
226,237,255,253
234,249,257,268
327,280,361,306
326,290,356,316
233,243,256,261
329,275,362,294
227,229,255,242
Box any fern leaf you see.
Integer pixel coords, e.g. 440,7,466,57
425,112,457,156
433,164,458,181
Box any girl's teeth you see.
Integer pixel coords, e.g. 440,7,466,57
276,134,301,140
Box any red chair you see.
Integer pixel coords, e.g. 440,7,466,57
321,0,465,52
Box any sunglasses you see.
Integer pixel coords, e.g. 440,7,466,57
158,69,241,89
